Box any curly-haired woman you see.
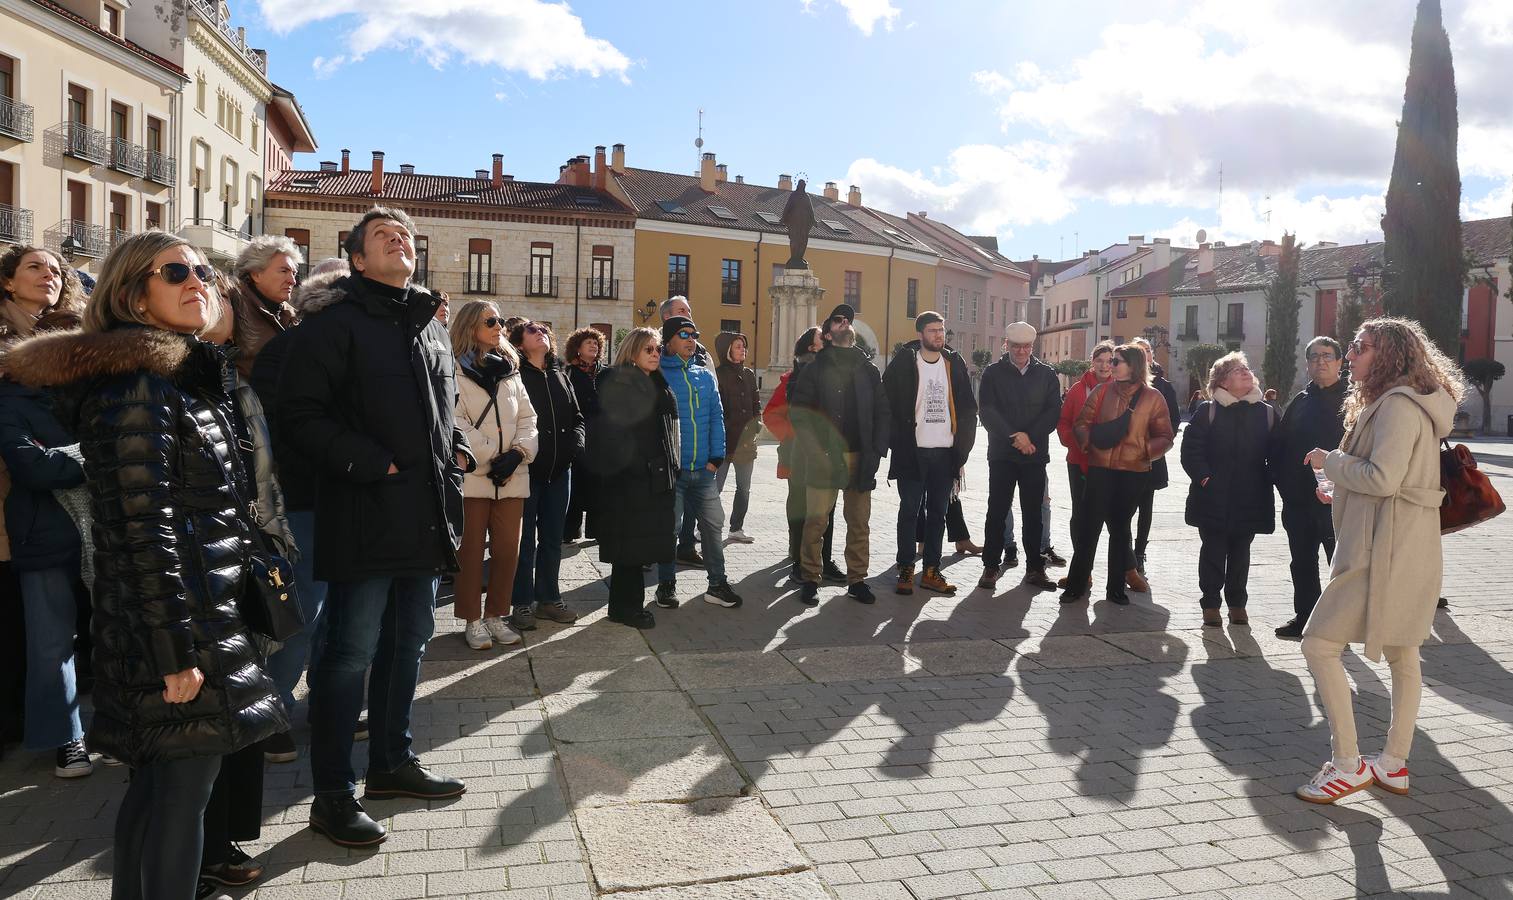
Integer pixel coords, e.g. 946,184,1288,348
1295,318,1463,804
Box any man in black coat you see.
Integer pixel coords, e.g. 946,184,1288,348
279,207,476,847
1269,336,1347,639
790,304,890,606
977,321,1060,591
883,311,976,596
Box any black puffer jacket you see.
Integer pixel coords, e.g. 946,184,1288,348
1182,394,1279,535
789,344,890,491
0,378,84,572
586,365,678,566
2,327,286,766
519,353,584,482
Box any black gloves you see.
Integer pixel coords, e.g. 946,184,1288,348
488,449,524,486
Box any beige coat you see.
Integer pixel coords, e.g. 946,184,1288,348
1305,386,1456,660
456,365,537,500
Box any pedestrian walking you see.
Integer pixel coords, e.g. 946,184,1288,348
509,320,584,631
1270,336,1347,639
790,304,890,606
453,301,535,651
1055,341,1114,593
1180,352,1277,627
280,208,474,847
587,328,680,628
1295,318,1463,804
714,331,761,544
762,328,843,583
562,327,605,543
885,312,977,596
1063,343,1175,605
1130,337,1181,580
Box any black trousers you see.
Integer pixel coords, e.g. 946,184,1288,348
896,447,956,569
786,478,833,562
1198,528,1256,609
984,461,1048,572
113,754,222,900
1066,463,1089,560
1134,489,1155,558
201,743,264,865
1065,467,1144,594
0,563,25,746
608,564,646,620
564,462,597,540
1282,502,1335,621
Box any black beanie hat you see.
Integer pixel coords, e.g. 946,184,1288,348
661,316,695,343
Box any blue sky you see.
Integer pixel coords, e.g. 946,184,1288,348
248,0,1513,260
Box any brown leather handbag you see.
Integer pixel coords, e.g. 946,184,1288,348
1440,440,1505,534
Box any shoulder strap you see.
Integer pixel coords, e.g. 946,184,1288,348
472,393,499,431
202,400,272,554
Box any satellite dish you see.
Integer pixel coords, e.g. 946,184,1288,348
1195,228,1208,244
694,137,703,149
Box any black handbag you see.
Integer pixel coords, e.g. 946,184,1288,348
1089,385,1142,450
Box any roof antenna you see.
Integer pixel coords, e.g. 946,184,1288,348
694,108,704,171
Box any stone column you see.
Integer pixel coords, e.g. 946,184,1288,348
767,268,825,376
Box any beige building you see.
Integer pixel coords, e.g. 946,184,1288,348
265,151,638,343
0,0,183,271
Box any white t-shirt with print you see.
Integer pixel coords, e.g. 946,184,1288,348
915,354,953,448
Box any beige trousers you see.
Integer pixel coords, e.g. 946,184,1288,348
1301,636,1421,763
801,453,871,584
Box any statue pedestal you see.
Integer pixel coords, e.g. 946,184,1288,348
767,268,824,375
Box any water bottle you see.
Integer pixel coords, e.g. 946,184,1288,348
1314,468,1334,499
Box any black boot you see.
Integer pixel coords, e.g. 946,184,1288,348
364,758,465,800
309,795,386,847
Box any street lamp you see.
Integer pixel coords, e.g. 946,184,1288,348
637,300,657,323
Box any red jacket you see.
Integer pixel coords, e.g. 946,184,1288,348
762,370,795,478
1057,369,1111,472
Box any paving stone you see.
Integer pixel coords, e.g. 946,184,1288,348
1007,634,1146,669
896,640,1021,676
542,691,707,742
779,645,924,682
605,870,827,898
416,657,536,701
660,650,809,690
556,735,745,806
530,654,676,694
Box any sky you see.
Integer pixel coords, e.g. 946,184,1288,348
245,0,1513,261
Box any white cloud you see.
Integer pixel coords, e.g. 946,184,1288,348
258,0,631,81
800,0,900,36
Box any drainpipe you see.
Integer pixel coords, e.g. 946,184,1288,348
573,222,582,328
753,235,762,382
883,247,895,359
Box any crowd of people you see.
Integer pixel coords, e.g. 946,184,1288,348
0,204,1468,897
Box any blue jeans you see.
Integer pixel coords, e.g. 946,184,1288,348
715,460,754,532
514,472,571,611
658,469,726,587
20,566,83,751
263,510,329,715
308,575,438,796
896,448,956,570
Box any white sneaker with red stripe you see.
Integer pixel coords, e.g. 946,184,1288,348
1364,755,1410,795
1296,758,1374,804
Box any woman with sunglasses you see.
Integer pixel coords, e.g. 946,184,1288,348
508,320,584,632
3,232,285,899
451,302,536,650
1295,319,1462,804
586,327,679,627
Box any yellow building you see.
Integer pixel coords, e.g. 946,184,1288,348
596,148,939,371
0,0,183,270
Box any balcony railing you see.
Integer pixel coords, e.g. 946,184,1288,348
63,121,109,164
0,96,34,141
0,204,34,244
1177,326,1199,341
525,274,559,298
47,220,110,259
464,271,496,294
1221,326,1245,341
586,277,619,300
189,0,268,75
146,150,176,185
110,138,147,177
182,217,251,241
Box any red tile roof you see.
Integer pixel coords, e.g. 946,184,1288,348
29,0,185,76
266,167,632,216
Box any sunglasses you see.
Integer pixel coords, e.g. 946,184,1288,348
644,345,662,354
149,262,214,286
676,329,699,341
483,317,503,327
1348,340,1373,354
524,324,549,335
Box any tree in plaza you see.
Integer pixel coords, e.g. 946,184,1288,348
1053,358,1090,379
1462,358,1505,434
1380,0,1465,355
1262,233,1303,404
1184,343,1227,393
1337,266,1371,343
972,348,992,369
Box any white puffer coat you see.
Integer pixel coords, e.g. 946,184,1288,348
456,350,537,499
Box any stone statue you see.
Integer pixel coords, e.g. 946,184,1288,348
779,178,814,270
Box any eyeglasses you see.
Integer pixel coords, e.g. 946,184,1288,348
676,329,699,341
149,262,214,286
1306,352,1340,362
483,317,503,327
524,324,548,335
1348,340,1374,355
644,345,662,355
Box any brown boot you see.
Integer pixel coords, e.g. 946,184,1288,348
1125,568,1150,593
1229,607,1249,625
955,539,982,556
978,567,1000,590
920,567,957,595
1056,574,1092,591
1202,608,1222,627
895,565,915,595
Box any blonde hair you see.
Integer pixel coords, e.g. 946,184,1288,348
449,300,517,364
1206,350,1252,396
1343,317,1466,440
615,326,660,367
84,231,221,335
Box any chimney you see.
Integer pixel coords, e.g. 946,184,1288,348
917,210,928,218
1213,241,1227,248
1197,242,1215,275
847,184,862,207
715,163,728,183
1258,239,1282,257
1151,237,1171,270
319,160,337,172
492,153,504,188
735,175,744,184
400,164,415,175
341,148,350,173
778,174,793,191
699,152,717,192
370,151,384,194
475,169,488,179
593,146,607,190
823,181,839,201
1128,234,1145,247
502,173,513,182
611,143,626,173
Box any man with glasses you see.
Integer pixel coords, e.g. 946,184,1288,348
659,296,710,565
656,316,744,610
1270,336,1347,639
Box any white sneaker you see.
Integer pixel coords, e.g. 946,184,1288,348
1296,758,1373,804
464,619,493,650
1365,754,1410,795
482,616,521,646
727,530,755,544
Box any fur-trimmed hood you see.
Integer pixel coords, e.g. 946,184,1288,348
293,271,438,318
1,326,196,388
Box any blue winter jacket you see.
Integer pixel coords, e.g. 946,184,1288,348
659,350,726,472
0,378,84,572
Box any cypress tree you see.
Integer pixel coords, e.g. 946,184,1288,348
1263,234,1302,403
1381,0,1465,355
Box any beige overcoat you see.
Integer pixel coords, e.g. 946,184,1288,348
1304,386,1456,661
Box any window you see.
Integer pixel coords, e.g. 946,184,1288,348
528,242,554,296
195,73,206,113
250,119,259,153
1225,303,1244,337
772,262,785,284
1100,299,1110,326
1014,300,1027,322
1184,305,1198,337
720,319,742,334
109,193,128,233
1072,299,1088,320
989,295,996,327
844,271,860,307
656,200,687,215
756,212,781,226
336,230,349,259
906,278,918,319
1045,307,1051,327
822,219,852,234
1117,299,1128,319
110,101,128,140
468,238,493,293
708,206,737,221
105,5,120,34
590,245,614,298
957,288,966,322
413,235,429,283
0,55,15,101
285,228,310,262
1146,297,1157,318
1121,264,1143,284
971,291,980,324
940,286,950,319
146,116,163,154
144,201,162,231
667,253,689,297
721,259,741,305
67,181,87,222
67,84,88,124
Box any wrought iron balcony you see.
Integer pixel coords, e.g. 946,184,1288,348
586,277,619,300
64,121,108,164
146,150,176,185
47,220,110,259
110,138,147,176
525,274,559,298
0,96,34,141
1220,326,1245,341
189,0,268,75
0,204,34,244
111,227,133,248
464,271,496,295
1177,327,1199,341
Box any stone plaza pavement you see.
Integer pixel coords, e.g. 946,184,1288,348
4,426,1513,899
